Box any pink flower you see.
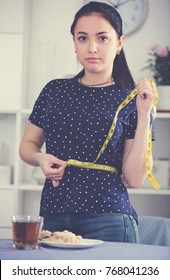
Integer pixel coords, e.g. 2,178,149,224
156,47,169,57
144,44,170,85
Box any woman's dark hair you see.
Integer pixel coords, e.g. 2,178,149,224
71,1,135,89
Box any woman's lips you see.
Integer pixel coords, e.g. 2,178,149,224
86,57,100,63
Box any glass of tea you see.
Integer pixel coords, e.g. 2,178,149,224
12,215,42,250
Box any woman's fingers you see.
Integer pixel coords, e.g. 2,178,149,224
48,162,66,187
137,78,154,99
39,154,67,187
49,165,66,178
136,78,156,116
51,179,60,188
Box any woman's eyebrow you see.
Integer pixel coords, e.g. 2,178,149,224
96,31,108,35
76,31,88,35
76,31,108,35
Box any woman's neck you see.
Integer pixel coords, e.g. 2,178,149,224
79,77,114,87
80,73,114,87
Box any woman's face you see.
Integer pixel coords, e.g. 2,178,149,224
73,13,124,75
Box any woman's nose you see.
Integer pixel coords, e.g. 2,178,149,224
88,40,98,53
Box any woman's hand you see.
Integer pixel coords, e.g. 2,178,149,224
136,78,155,117
36,153,67,188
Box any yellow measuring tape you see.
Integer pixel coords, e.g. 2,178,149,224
66,78,160,190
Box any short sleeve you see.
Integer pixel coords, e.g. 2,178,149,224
28,83,49,128
124,110,137,139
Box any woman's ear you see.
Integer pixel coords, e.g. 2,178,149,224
118,35,125,52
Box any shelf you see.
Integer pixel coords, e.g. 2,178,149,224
128,187,170,195
0,109,19,114
0,184,16,190
0,184,43,191
156,112,170,119
17,184,43,191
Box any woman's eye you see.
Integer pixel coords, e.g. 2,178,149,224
78,36,87,42
99,36,108,42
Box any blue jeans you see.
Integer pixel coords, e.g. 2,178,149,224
42,212,139,243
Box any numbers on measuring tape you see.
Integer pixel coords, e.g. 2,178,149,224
66,79,160,190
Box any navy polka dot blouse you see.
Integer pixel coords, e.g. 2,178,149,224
29,77,155,222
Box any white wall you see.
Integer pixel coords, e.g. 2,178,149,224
25,0,170,108
1,0,170,108
0,0,24,33
26,0,82,108
125,0,170,81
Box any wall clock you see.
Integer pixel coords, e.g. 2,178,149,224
84,0,148,36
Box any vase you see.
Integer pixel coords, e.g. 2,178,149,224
157,85,170,111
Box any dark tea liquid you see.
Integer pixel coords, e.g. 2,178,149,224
12,221,41,249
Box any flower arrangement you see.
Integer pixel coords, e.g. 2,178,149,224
143,45,170,85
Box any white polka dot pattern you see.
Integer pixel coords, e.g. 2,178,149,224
29,78,142,220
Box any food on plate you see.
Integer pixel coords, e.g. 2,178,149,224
39,230,84,244
39,230,52,239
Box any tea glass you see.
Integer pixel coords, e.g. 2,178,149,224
12,215,42,250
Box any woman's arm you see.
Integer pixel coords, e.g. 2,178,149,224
19,122,66,187
19,122,45,166
122,78,154,188
122,121,153,187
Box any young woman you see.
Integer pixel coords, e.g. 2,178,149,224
19,1,155,243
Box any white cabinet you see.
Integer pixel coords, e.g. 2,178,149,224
128,112,170,218
0,0,28,238
0,34,23,111
0,188,18,238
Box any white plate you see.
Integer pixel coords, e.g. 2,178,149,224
39,238,103,249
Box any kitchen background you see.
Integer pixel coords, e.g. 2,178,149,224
0,0,170,238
